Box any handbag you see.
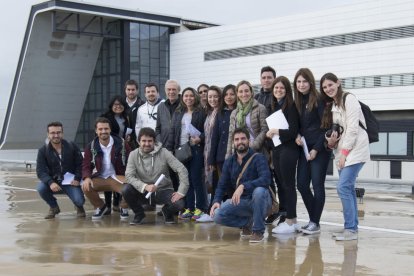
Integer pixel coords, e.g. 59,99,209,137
236,153,279,216
174,142,192,163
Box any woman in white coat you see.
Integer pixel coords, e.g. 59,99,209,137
320,72,370,241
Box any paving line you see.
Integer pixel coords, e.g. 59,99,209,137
0,185,37,192
298,218,414,235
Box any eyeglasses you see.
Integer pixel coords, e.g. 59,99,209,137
113,103,124,107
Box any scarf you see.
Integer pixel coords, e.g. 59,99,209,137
236,98,254,128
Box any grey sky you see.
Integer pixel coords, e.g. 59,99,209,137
0,0,361,98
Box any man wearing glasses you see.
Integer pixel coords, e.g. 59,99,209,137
135,83,164,137
36,121,85,219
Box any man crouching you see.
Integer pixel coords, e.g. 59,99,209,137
123,127,189,225
210,128,272,243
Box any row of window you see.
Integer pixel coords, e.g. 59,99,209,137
205,24,414,61
370,132,413,158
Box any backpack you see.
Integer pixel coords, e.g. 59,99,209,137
344,93,379,143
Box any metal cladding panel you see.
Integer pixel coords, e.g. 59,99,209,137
2,12,103,149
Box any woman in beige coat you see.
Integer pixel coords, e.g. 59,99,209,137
226,80,268,157
321,73,370,241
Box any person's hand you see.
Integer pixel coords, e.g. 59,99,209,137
266,129,279,139
125,134,131,142
71,180,80,186
171,192,184,203
210,202,220,218
295,134,303,146
145,184,157,193
338,154,346,169
231,184,244,205
308,149,318,161
325,131,340,147
190,135,201,145
208,165,216,171
50,182,61,192
81,178,93,192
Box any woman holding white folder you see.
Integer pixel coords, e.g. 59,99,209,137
294,68,331,235
266,76,301,234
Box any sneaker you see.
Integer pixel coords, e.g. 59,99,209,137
191,208,204,220
157,210,163,217
45,206,60,219
112,205,120,212
335,229,358,241
76,206,86,218
120,208,129,220
302,222,321,235
249,232,264,243
332,229,345,238
240,224,253,238
277,214,286,225
265,212,280,225
161,206,176,224
92,205,109,220
195,213,214,223
129,213,146,225
300,222,310,232
272,222,298,234
179,209,193,220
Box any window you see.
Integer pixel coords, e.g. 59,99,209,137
370,133,387,155
388,132,407,155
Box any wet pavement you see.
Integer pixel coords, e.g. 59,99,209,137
0,164,413,275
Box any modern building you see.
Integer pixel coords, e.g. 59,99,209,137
1,0,413,182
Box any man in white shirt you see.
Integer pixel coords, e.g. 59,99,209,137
81,117,131,220
135,83,164,136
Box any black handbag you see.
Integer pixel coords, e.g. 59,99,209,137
174,142,192,163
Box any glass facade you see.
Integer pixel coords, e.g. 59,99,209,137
75,21,170,148
129,23,170,98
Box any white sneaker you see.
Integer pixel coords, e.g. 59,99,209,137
195,213,214,223
272,222,297,234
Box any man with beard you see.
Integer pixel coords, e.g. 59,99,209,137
36,121,85,219
210,128,272,243
135,83,164,136
82,117,131,220
124,79,144,149
123,127,189,225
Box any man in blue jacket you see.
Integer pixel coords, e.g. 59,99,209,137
210,128,272,243
36,121,85,219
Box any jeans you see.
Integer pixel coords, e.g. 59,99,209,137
337,162,364,231
37,182,85,208
213,187,271,234
184,144,207,211
297,149,331,225
122,184,184,216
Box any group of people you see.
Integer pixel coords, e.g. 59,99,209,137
36,67,370,243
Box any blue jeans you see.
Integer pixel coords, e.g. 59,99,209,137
184,144,207,211
213,187,271,234
337,162,364,231
297,149,331,225
37,182,85,208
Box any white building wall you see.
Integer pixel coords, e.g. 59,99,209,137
170,0,414,182
170,0,414,111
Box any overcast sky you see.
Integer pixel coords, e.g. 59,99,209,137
0,0,361,100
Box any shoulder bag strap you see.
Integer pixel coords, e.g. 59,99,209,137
236,153,258,186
